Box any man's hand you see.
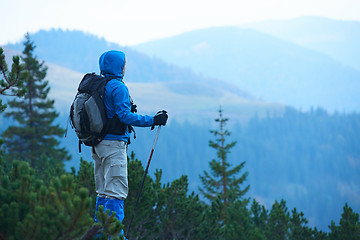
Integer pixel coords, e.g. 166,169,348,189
152,110,168,130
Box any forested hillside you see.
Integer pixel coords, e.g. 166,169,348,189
129,107,360,231
60,106,360,231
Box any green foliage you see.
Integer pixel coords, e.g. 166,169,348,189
0,47,27,112
0,160,93,239
289,208,317,240
0,153,128,240
1,140,359,239
1,33,70,174
158,176,205,239
257,199,329,240
224,199,252,239
94,205,124,240
267,199,290,240
72,158,96,217
329,203,360,240
248,199,268,240
196,197,224,240
124,152,208,240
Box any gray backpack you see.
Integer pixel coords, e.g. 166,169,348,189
69,73,116,151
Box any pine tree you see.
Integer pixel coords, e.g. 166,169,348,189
199,107,249,220
329,203,360,240
196,197,224,240
225,199,252,239
72,158,97,217
289,208,314,240
249,199,268,240
158,175,205,240
124,152,207,240
0,160,93,239
0,157,128,240
266,199,290,240
1,34,70,174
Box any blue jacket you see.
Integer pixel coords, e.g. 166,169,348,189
99,50,154,142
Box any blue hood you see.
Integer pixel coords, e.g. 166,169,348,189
99,50,126,78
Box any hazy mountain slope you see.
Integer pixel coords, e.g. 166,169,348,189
3,35,283,123
133,26,360,112
5,29,248,98
243,16,360,71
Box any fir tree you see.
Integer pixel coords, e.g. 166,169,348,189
199,107,249,220
1,33,70,174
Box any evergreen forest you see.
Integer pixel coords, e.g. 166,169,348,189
1,36,360,240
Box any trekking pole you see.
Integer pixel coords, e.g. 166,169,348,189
125,126,161,239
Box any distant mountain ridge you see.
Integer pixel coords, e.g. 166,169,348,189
5,29,251,97
4,30,283,123
243,16,360,71
133,17,360,112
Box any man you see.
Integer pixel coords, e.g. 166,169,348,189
92,50,168,226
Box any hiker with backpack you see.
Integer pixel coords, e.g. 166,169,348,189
90,50,168,230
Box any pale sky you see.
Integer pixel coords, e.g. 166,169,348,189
1,0,360,46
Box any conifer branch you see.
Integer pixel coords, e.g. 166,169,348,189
0,48,23,96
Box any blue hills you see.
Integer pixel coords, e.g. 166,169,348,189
243,16,360,71
133,17,360,112
6,29,282,123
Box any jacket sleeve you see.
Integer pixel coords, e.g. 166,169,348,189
111,81,154,127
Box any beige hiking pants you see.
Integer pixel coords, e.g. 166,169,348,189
92,140,128,200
